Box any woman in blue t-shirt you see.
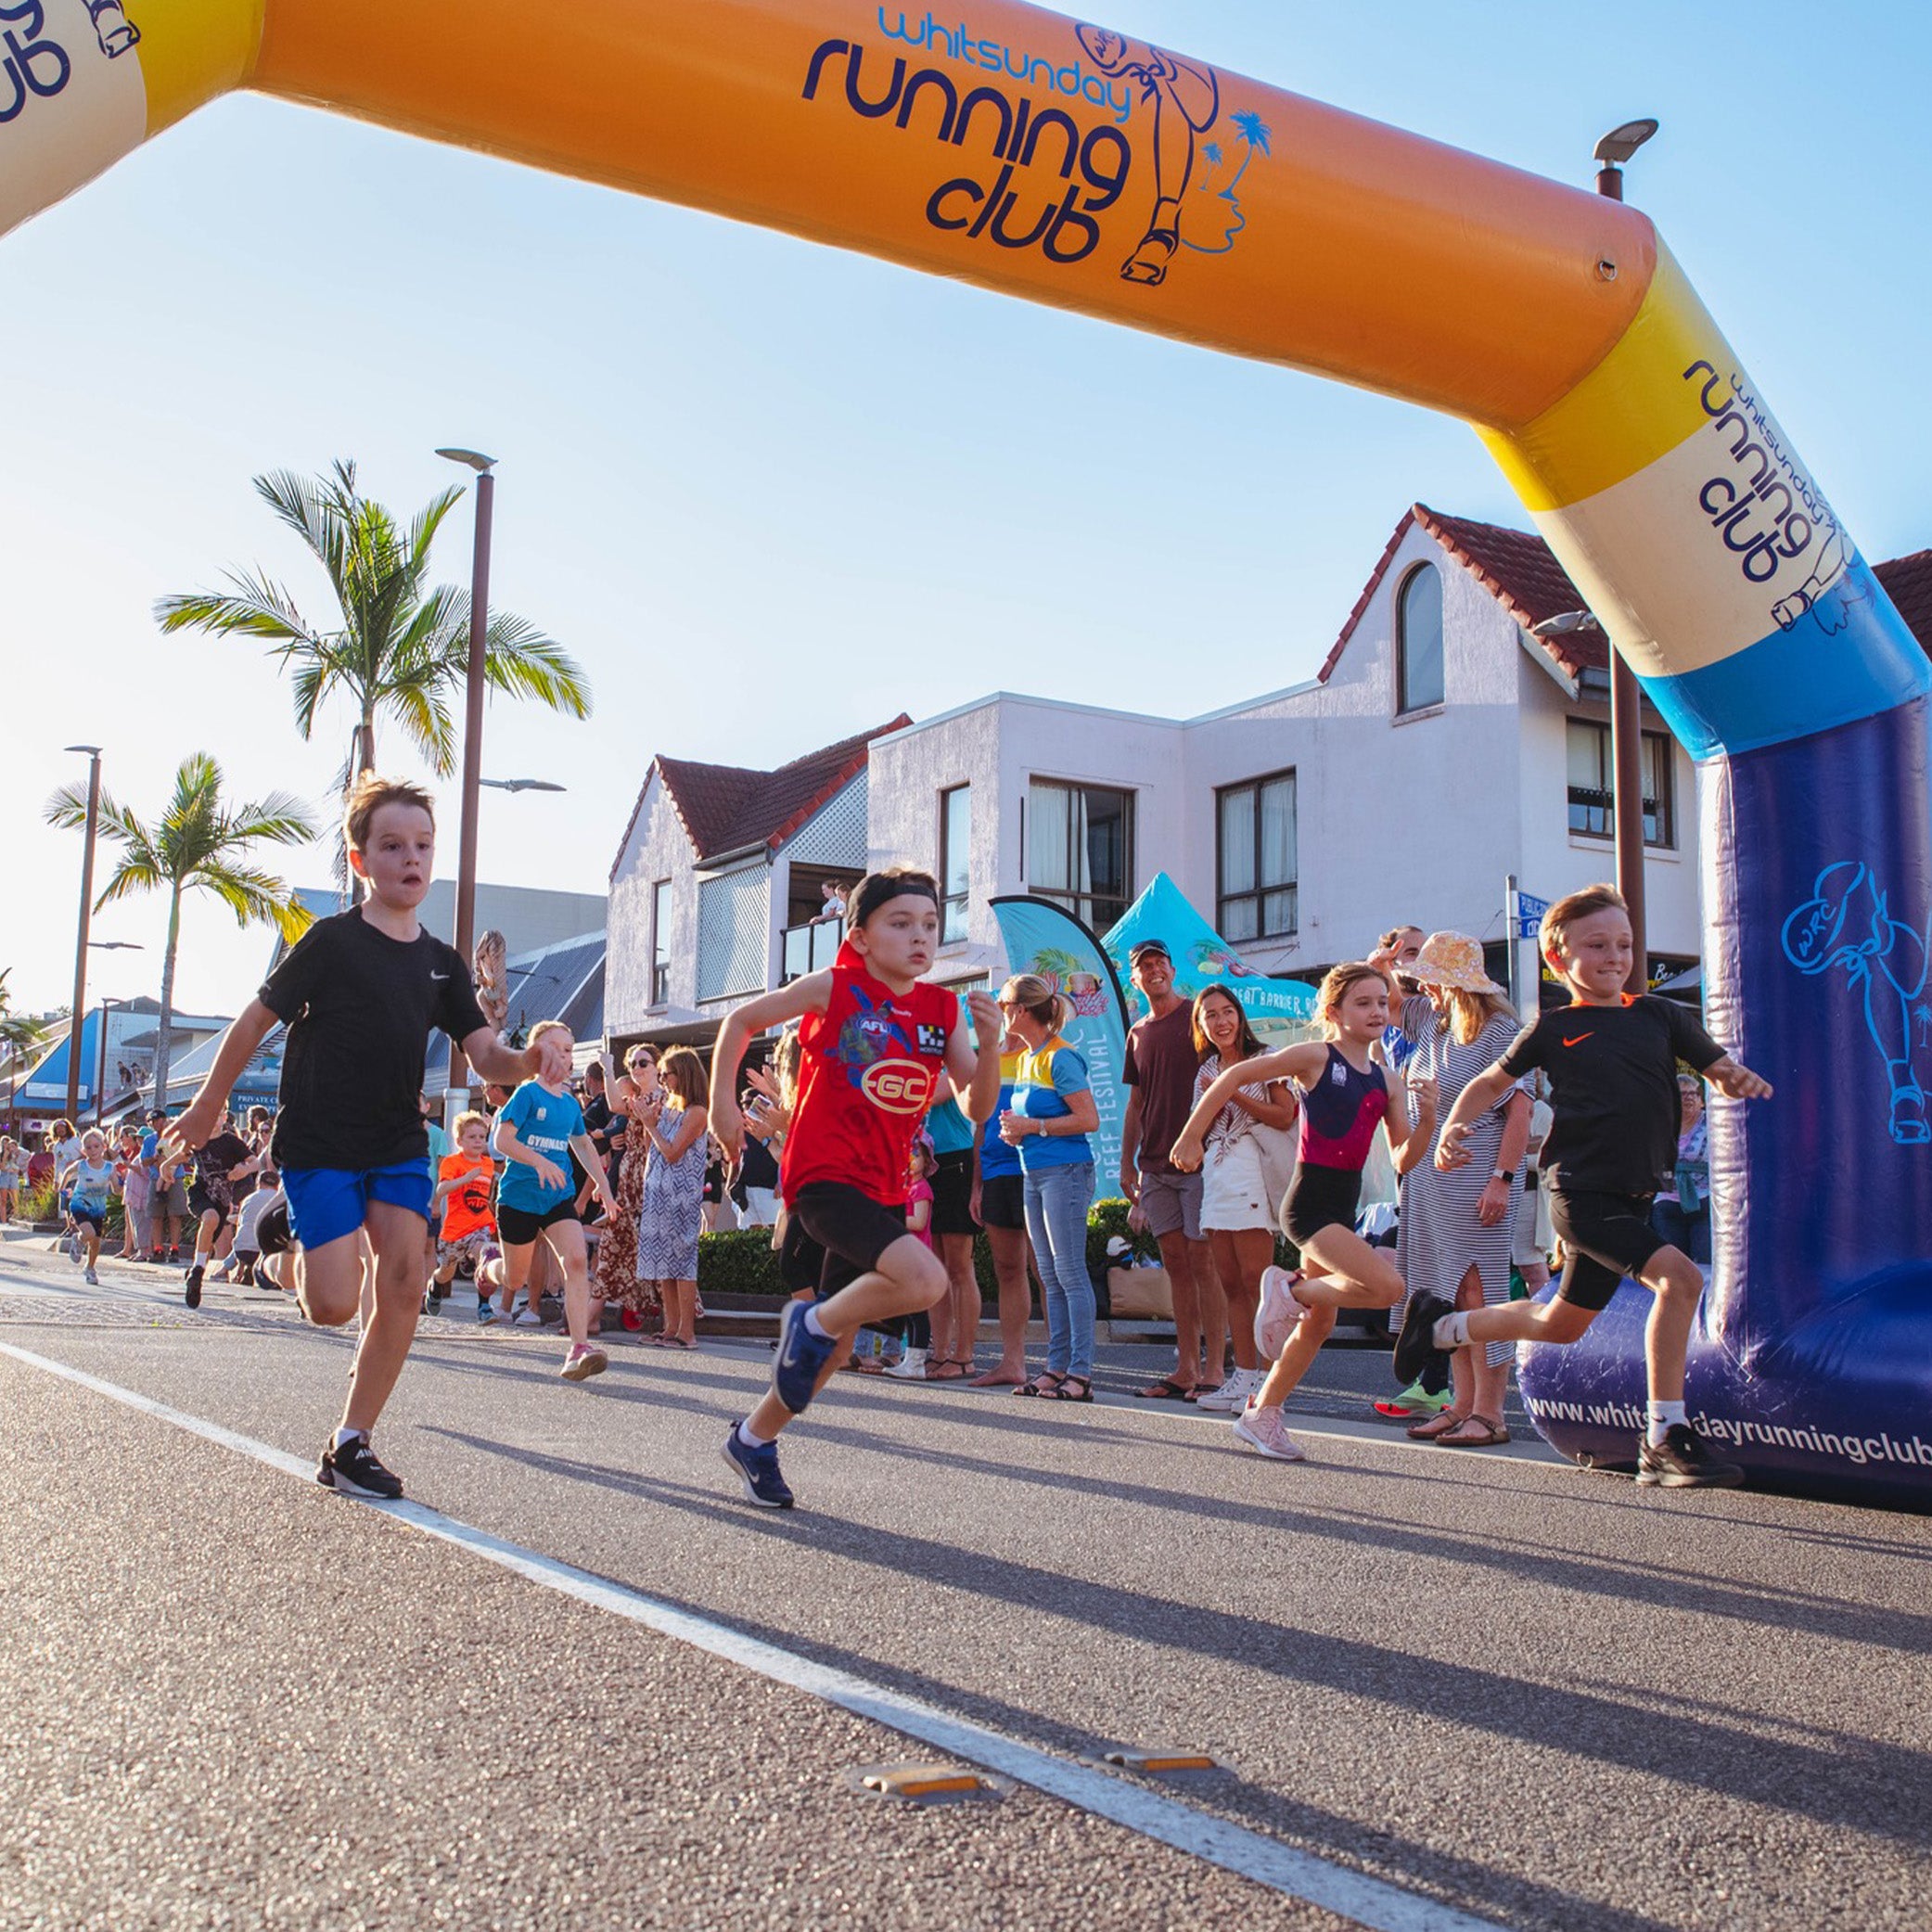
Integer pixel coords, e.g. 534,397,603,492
997,974,1099,1401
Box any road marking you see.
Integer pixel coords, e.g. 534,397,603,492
3,1339,1511,1932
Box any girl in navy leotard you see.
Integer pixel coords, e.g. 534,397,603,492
1171,962,1434,1463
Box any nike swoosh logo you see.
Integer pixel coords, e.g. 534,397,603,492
1562,1032,1591,1047
430,972,449,982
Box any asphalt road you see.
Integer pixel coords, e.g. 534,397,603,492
2,1237,1927,1932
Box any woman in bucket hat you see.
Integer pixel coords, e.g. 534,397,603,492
1387,932,1533,1448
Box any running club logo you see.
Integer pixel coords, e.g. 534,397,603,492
1782,861,1931,1146
859,1057,937,1113
802,14,1270,286
0,0,139,127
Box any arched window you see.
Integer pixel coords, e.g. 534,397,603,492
1396,563,1444,714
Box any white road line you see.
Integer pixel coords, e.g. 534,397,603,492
4,1338,1513,1932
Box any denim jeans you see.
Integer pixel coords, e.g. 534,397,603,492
1023,1161,1096,1378
1650,1196,1711,1266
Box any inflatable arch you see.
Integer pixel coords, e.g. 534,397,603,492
7,0,1928,1507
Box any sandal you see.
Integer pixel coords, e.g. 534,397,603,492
1407,1409,1472,1440
925,1359,969,1383
1132,1377,1196,1401
1014,1372,1065,1398
1436,1414,1510,1448
1040,1374,1093,1402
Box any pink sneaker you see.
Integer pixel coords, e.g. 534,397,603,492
1254,1266,1305,1363
1231,1404,1306,1462
559,1345,609,1383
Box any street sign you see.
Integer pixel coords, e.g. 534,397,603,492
1513,889,1551,940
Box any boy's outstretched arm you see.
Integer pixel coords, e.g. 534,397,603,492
1436,1062,1516,1170
166,1001,279,1156
709,973,832,1160
1705,1055,1773,1100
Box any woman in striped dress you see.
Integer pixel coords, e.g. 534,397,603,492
1390,932,1532,1449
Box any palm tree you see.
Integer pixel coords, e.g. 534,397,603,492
44,755,317,1115
153,457,591,805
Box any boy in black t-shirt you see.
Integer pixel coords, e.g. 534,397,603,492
167,775,569,1500
1398,885,1772,1489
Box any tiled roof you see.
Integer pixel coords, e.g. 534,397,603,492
615,715,911,874
1323,505,1932,688
1874,550,1932,659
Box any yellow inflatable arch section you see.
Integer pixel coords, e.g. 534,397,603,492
8,0,1932,1506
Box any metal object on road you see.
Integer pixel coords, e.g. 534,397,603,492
1099,1747,1228,1778
850,1761,1010,1805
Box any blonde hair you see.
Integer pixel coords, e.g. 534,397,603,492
1315,962,1392,1041
1541,884,1627,966
999,973,1072,1036
771,1024,802,1111
1434,985,1516,1045
344,773,436,853
452,1109,492,1139
659,1046,707,1108
529,1019,572,1049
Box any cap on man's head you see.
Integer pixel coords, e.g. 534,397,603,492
147,1107,168,1121
1129,939,1171,965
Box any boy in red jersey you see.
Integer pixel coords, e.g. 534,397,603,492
710,867,1002,1508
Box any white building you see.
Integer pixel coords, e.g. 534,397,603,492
607,506,1932,1049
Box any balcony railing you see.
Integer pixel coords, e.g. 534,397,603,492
782,919,843,983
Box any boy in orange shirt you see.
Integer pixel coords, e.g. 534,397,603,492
427,1109,503,1316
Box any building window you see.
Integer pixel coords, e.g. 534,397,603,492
1217,771,1298,942
1396,562,1445,714
940,785,970,944
1567,720,1676,848
650,878,672,1005
1028,779,1132,933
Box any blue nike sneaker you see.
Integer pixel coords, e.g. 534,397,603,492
722,1425,795,1509
772,1299,837,1414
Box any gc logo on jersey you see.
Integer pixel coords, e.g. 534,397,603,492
861,1057,936,1114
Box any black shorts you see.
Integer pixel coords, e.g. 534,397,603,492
187,1184,232,1225
979,1172,1026,1232
498,1198,580,1247
780,1181,913,1299
930,1149,979,1237
255,1198,294,1258
72,1208,106,1235
1550,1188,1662,1311
1283,1162,1361,1248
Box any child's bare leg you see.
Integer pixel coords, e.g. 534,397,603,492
1254,1226,1401,1411
746,1235,945,1439
292,1231,366,1326
341,1204,431,1436
1254,1301,1336,1406
546,1222,592,1348
1462,1298,1595,1350
1636,1244,1703,1404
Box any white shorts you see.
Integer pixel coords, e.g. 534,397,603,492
1512,1173,1555,1269
1200,1135,1276,1235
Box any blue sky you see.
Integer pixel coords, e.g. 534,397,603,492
6,0,1928,1022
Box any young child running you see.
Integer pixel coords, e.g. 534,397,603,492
167,774,571,1499
1171,962,1433,1463
709,866,1002,1508
492,1022,620,1379
427,1109,501,1317
1396,885,1773,1489
59,1130,119,1286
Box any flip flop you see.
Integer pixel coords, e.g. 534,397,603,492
1132,1378,1196,1401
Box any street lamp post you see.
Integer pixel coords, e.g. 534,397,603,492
435,447,497,1108
1592,118,1659,994
95,995,126,1130
62,745,103,1126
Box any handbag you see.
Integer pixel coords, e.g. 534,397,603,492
1251,1120,1299,1217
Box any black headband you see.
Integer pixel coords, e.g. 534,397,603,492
851,874,940,927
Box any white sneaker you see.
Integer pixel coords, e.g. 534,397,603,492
513,1309,544,1328
209,1259,234,1283
1255,1266,1305,1363
883,1348,928,1380
1231,1405,1306,1462
1199,1366,1266,1413
83,1266,99,1286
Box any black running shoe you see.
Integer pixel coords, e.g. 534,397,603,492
317,1436,405,1499
1391,1288,1453,1385
722,1425,794,1509
1637,1424,1745,1489
183,1262,205,1310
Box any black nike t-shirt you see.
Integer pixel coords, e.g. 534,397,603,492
260,910,489,1172
1498,995,1723,1196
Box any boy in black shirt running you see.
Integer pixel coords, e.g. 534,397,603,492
167,775,569,1499
1396,885,1772,1489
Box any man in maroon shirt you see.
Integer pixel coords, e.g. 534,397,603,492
1119,939,1227,1399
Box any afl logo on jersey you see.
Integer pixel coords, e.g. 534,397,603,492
861,1058,935,1114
